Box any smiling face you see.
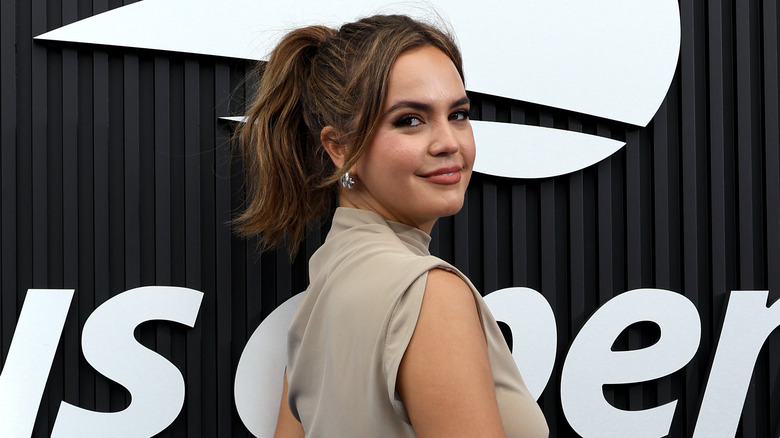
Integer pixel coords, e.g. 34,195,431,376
337,45,475,233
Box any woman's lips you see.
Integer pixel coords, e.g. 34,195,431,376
419,167,462,185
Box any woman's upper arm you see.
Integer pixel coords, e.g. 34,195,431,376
274,372,305,438
396,268,505,438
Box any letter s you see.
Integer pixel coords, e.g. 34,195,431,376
51,286,203,438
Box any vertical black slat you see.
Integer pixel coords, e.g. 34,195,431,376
763,1,780,436
653,77,683,431
733,11,768,429
680,0,710,433
538,178,556,432
133,54,159,412
707,0,737,361
214,63,235,437
595,126,626,408
76,0,92,20
508,102,528,287
30,0,47,293
245,242,263,334
275,252,292,304
625,127,643,289
494,180,512,290
29,0,49,432
169,58,186,287
169,57,190,438
526,182,541,291
734,4,768,430
433,210,453,262
453,184,470,276
466,175,483,292
539,107,566,431
0,0,17,362
61,0,79,400
124,53,141,290
107,50,126,411
554,176,569,434
480,100,498,294
153,56,173,343
736,0,769,433
595,125,623,304
46,35,64,294
567,169,586,335
15,0,33,326
152,55,183,438
183,59,204,438
45,21,66,438
510,184,527,287
623,126,646,412
481,180,498,293
61,44,80,410
154,57,172,285
538,176,567,435
138,57,155,287
567,118,585,333
199,61,230,437
736,0,766,292
77,48,95,410
199,62,216,328
625,126,654,290
653,90,682,293
93,49,111,411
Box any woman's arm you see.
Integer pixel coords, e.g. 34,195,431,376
397,268,506,437
274,372,305,438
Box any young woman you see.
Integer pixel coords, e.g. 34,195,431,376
236,14,548,438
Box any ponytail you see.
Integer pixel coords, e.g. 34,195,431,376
235,15,463,258
234,26,336,257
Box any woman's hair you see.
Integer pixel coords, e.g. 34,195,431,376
235,14,464,257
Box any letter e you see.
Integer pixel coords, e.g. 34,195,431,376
560,289,700,438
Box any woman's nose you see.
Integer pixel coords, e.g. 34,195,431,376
429,121,462,156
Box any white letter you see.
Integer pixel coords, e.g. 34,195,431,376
561,289,700,438
52,286,203,438
693,291,780,437
483,287,557,399
0,289,74,438
234,292,304,438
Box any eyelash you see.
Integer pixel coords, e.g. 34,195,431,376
392,109,470,127
393,115,422,127
450,109,471,121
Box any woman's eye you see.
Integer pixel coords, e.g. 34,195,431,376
450,109,470,121
393,115,423,127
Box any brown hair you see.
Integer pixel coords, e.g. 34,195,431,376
235,14,464,257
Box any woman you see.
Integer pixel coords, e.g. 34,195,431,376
236,14,548,437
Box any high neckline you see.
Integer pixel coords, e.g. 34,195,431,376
331,207,432,256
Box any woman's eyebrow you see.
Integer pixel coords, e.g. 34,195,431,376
383,96,470,116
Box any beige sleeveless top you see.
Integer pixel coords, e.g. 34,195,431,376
286,207,548,437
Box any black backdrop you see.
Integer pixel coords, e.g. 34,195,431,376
1,0,778,436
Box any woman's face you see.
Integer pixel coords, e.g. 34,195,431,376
346,45,475,233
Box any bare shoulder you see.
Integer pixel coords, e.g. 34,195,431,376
397,268,505,437
421,268,479,319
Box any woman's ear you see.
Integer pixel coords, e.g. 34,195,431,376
320,126,347,169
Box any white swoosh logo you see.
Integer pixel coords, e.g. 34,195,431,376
36,0,680,178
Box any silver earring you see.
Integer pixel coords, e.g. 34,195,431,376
339,172,355,189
